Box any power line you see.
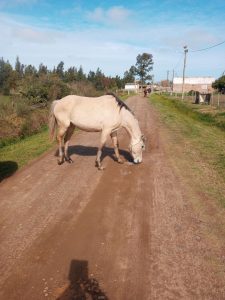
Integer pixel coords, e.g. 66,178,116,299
189,40,225,52
173,54,183,70
169,40,225,82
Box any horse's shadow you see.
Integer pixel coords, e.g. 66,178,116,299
55,145,133,162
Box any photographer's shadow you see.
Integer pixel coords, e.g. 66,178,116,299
57,260,108,300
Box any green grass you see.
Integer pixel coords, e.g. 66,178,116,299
157,94,225,130
0,128,54,181
149,93,225,207
0,95,11,104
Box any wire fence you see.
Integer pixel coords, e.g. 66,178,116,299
159,91,225,109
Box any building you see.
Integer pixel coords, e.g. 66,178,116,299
124,83,139,93
173,77,215,93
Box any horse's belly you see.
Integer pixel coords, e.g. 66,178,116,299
75,123,102,132
70,117,103,132
70,110,120,132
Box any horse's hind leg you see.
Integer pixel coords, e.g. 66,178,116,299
96,129,111,170
64,124,75,163
110,131,123,164
57,125,68,165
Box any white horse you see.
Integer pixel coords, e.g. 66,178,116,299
49,93,145,169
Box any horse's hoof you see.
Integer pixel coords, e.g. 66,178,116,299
98,166,105,170
58,160,64,165
118,159,124,164
65,157,73,163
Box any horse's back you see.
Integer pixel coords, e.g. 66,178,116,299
53,95,121,131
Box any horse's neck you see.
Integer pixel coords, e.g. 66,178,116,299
121,109,141,143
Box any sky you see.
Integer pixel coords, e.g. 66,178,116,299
0,0,225,82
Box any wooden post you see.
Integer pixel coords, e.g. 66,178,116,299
182,46,188,101
217,93,220,108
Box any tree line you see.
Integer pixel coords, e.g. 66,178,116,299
0,53,154,104
0,57,124,103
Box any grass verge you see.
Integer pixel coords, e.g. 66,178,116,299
159,94,225,130
0,128,54,181
149,93,225,207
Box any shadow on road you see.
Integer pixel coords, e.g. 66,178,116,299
0,161,18,182
70,145,132,161
57,259,108,300
55,145,133,162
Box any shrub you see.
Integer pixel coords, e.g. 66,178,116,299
15,100,30,117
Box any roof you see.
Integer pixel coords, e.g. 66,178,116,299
173,77,215,84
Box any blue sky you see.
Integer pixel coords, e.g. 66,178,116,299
0,0,224,81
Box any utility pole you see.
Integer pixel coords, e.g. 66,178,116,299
167,70,169,86
181,45,188,100
172,69,174,92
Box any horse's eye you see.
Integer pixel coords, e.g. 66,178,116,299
142,145,144,149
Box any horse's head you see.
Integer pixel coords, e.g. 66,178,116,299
130,135,146,164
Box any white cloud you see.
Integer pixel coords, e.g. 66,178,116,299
0,14,62,44
86,6,132,26
160,26,221,50
0,13,140,75
87,7,104,23
12,27,57,43
0,11,224,81
107,6,131,23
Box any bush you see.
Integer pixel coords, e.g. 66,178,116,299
19,75,71,104
69,81,102,97
15,100,30,117
0,101,14,118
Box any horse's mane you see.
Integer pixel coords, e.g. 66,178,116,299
106,92,134,115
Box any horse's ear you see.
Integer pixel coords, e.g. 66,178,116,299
141,134,147,143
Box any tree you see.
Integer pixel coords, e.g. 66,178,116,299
77,66,86,81
212,75,225,92
114,75,123,89
64,67,78,82
25,64,37,77
0,58,14,94
133,53,153,84
38,63,48,76
15,56,24,78
56,61,64,79
87,70,96,83
94,68,105,90
123,66,136,83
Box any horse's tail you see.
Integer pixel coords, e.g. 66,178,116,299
49,100,58,141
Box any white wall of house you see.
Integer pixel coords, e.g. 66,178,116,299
173,77,215,93
125,83,139,93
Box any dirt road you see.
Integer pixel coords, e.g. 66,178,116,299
0,95,225,299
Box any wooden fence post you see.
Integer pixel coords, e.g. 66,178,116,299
217,93,220,109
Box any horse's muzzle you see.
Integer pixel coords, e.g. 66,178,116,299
133,158,142,164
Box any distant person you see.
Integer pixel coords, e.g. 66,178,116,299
144,89,147,97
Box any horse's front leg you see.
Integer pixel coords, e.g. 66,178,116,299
110,131,123,164
64,124,75,163
96,129,111,170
